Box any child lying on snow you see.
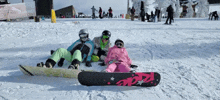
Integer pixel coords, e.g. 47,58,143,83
50,30,112,67
37,29,94,69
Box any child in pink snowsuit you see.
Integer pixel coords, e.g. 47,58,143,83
104,39,132,72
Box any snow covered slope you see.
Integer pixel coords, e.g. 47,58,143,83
0,18,219,100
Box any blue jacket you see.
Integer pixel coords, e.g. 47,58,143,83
67,39,94,62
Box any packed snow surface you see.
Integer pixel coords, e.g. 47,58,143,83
0,18,219,100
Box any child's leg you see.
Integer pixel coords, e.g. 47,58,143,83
114,67,120,72
42,48,72,68
71,50,82,62
106,63,117,72
49,48,72,63
117,64,131,72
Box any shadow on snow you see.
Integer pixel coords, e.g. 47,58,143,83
0,71,142,91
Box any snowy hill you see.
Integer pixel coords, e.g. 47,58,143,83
0,18,219,100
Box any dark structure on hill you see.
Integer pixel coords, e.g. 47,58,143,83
0,0,9,5
34,0,53,17
207,0,220,4
55,5,77,18
179,0,220,5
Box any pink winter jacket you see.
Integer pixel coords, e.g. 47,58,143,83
105,45,132,67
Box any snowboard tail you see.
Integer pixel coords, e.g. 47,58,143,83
19,65,80,78
78,72,160,87
20,65,34,76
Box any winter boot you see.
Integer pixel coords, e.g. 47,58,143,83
130,64,138,69
37,62,44,67
68,59,80,70
130,70,136,73
101,69,107,72
68,64,79,70
45,59,56,68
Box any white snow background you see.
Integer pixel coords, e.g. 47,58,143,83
0,18,219,100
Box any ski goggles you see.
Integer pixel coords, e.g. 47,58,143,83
116,42,123,47
79,33,88,41
79,33,88,38
102,35,109,40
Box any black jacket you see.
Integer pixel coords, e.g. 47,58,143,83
167,5,174,16
131,8,135,14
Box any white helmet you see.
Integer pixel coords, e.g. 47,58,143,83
79,29,89,42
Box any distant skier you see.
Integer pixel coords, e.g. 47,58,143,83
146,13,150,22
130,6,135,21
102,11,106,18
99,7,103,19
155,8,161,22
140,1,145,22
150,11,154,22
37,29,95,69
165,5,174,24
108,7,113,18
211,11,219,20
103,39,137,72
41,16,45,20
92,30,111,66
91,6,98,19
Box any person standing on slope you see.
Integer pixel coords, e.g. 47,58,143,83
211,11,219,20
91,6,98,19
37,29,95,69
99,7,103,19
165,5,174,24
140,1,145,22
130,6,135,21
108,7,113,18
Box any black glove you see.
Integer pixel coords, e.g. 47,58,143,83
51,50,55,55
130,64,138,68
85,61,92,67
97,48,107,57
98,62,106,66
57,58,65,67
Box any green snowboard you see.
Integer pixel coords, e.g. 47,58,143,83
19,65,80,78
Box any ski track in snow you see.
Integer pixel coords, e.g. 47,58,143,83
0,18,220,100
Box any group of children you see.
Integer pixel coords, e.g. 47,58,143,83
37,29,137,73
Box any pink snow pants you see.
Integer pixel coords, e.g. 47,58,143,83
106,63,131,73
